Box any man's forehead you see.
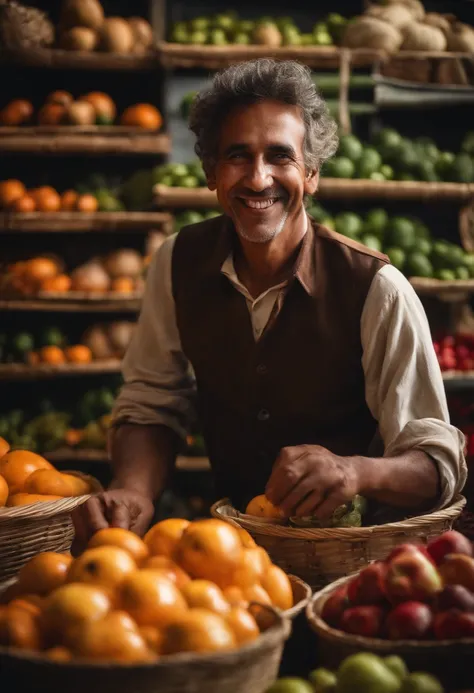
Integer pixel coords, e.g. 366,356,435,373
218,100,305,146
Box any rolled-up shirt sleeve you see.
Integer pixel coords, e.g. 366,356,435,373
362,264,467,508
112,234,196,440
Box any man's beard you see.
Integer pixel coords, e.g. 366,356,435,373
235,209,289,244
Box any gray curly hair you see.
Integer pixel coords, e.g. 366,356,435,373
189,58,339,173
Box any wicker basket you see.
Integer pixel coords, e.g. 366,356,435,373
0,605,290,693
306,575,474,689
211,497,466,590
285,574,312,619
0,471,101,583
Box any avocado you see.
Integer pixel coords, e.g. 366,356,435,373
405,252,434,278
335,212,363,237
386,247,406,272
386,217,416,251
324,157,355,178
338,134,363,162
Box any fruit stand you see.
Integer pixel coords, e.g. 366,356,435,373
1,0,474,690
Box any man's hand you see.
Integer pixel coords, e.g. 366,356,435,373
71,489,154,555
265,445,363,519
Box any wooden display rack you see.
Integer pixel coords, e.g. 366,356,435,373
0,360,122,381
0,211,172,233
46,447,211,472
0,47,160,71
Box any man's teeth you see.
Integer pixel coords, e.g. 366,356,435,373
242,198,277,209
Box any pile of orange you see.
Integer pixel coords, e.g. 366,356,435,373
4,256,71,297
0,180,99,214
27,344,93,367
0,437,96,508
0,518,293,662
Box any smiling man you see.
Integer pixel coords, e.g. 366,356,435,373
73,59,466,542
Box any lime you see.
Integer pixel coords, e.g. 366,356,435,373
189,30,208,45
356,148,382,178
361,234,382,252
178,175,199,188
435,269,456,281
398,173,415,181
449,153,474,183
369,172,385,181
40,327,65,348
237,19,254,33
335,212,363,237
208,28,228,45
321,215,335,230
373,128,403,154
190,17,209,31
435,152,455,179
416,238,432,256
180,210,204,225
324,157,355,178
386,247,406,271
204,209,221,219
393,143,419,173
416,160,438,182
413,221,431,240
12,332,34,355
307,203,326,222
431,241,450,268
405,252,433,278
309,668,337,693
364,208,388,236
337,653,401,693
159,174,174,187
234,32,250,44
380,164,394,180
266,679,313,693
400,673,443,693
338,135,363,162
463,254,474,277
168,163,189,178
386,217,416,251
213,13,235,31
300,33,313,45
456,266,470,280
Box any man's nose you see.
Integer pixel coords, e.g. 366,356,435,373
246,158,273,191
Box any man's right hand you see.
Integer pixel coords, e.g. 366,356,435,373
71,489,155,555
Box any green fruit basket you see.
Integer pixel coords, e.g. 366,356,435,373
306,575,474,689
211,497,466,591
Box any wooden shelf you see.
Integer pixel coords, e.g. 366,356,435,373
154,180,474,208
0,211,172,233
443,373,474,389
0,297,141,312
410,278,474,301
0,360,121,380
46,448,210,472
0,47,159,71
0,128,170,155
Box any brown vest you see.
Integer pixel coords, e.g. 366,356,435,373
172,215,389,508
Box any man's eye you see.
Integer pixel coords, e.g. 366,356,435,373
228,152,245,160
273,153,290,161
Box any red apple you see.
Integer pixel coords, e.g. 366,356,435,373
386,543,435,565
384,547,442,604
435,585,474,613
438,554,474,592
340,605,385,637
321,584,350,628
385,601,433,639
427,531,473,566
433,609,474,639
348,562,388,606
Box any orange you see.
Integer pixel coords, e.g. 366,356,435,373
144,518,190,558
143,556,190,589
18,552,72,596
0,582,23,604
27,351,40,366
261,565,293,611
225,606,260,645
64,428,83,447
243,584,272,606
222,586,248,608
46,91,73,107
245,494,284,519
35,188,61,213
64,344,93,364
39,345,66,364
42,583,110,644
0,436,10,458
139,625,164,654
72,611,153,663
120,104,162,130
88,528,149,565
60,189,78,210
80,92,116,120
0,450,53,495
67,546,136,593
24,256,60,281
236,527,257,548
0,605,42,650
37,103,66,126
0,99,33,126
7,493,63,506
175,519,243,588
162,608,236,655
12,194,36,213
0,474,8,507
119,570,187,627
111,276,135,293
76,194,98,213
45,646,72,661
230,547,268,588
181,580,230,616
248,603,275,632
7,598,41,618
25,469,90,497
0,179,26,208
41,274,72,293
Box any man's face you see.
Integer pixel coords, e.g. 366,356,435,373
207,99,319,244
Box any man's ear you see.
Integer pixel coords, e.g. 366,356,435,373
304,169,319,195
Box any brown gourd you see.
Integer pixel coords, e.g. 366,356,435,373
342,16,403,52
401,22,447,51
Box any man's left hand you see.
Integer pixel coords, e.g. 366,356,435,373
265,444,364,518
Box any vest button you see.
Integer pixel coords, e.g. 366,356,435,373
256,363,268,375
257,409,270,422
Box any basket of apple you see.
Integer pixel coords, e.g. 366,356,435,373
306,530,474,689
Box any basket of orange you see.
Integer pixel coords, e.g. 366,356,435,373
211,495,466,591
0,435,101,583
0,519,295,693
305,530,474,689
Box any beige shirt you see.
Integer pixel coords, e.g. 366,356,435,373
113,234,467,508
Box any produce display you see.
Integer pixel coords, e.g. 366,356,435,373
324,131,474,183
0,437,99,507
152,161,207,189
174,209,221,232
307,202,474,281
266,654,444,693
169,12,347,47
1,249,146,297
245,494,367,528
434,334,474,374
0,0,154,55
343,1,474,55
320,530,474,640
0,321,135,366
0,518,293,661
0,92,162,130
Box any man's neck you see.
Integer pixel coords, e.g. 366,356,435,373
234,208,308,298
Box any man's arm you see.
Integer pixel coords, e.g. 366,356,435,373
266,264,466,518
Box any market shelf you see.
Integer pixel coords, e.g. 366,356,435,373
443,373,474,389
158,43,382,70
0,211,173,233
0,47,159,71
46,448,211,472
0,296,141,313
0,360,121,380
153,180,474,208
410,278,474,300
0,127,171,155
